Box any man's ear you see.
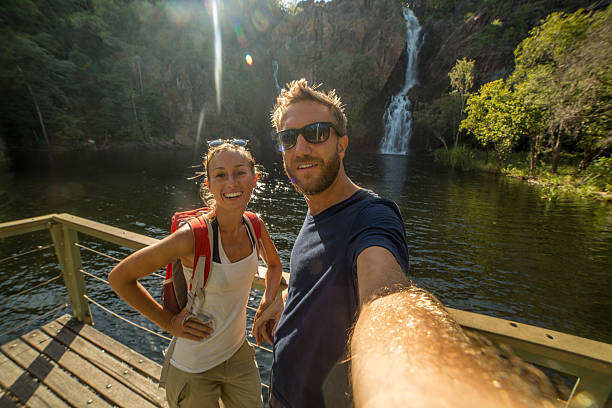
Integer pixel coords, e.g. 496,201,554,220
254,173,259,183
204,179,209,187
337,134,349,159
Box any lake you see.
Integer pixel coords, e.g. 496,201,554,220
1,148,611,396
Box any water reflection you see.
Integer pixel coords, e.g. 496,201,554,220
0,150,610,365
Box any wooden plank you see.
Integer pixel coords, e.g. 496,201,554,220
449,308,612,369
1,339,112,408
52,214,158,250
253,267,289,292
21,328,158,408
0,215,54,239
0,391,20,408
55,315,162,381
0,351,67,408
40,319,166,407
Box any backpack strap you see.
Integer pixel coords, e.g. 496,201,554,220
243,212,267,264
211,218,221,263
186,215,214,299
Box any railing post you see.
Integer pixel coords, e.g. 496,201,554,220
49,221,92,324
567,375,612,408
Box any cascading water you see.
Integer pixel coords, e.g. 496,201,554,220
273,60,281,95
379,8,422,155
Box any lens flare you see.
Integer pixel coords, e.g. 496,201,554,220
245,54,253,66
231,16,247,48
212,0,222,113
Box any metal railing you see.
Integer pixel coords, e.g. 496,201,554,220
1,213,611,407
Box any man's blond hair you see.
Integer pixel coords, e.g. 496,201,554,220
271,78,347,136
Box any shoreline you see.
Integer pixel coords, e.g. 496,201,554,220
433,148,611,202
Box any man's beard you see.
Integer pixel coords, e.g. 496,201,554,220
284,150,341,196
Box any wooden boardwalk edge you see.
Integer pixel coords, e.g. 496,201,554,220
0,315,168,408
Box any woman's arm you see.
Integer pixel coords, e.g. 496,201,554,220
251,287,287,346
108,225,213,341
256,218,283,308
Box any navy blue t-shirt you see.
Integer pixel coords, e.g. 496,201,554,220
271,189,410,407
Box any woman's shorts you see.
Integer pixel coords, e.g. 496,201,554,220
165,339,262,408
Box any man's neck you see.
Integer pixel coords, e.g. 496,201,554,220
304,168,360,216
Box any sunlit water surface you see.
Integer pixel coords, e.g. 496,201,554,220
1,149,611,399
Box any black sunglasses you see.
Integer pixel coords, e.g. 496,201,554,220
276,122,342,152
208,139,248,148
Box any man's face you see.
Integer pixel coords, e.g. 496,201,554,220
279,101,346,196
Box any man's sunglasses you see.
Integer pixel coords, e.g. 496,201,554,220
276,122,342,152
207,139,248,148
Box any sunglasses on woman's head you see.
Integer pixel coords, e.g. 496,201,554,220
276,122,342,152
207,139,249,148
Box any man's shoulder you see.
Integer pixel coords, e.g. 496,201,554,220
355,190,403,221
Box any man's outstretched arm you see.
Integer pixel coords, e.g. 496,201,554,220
351,247,557,408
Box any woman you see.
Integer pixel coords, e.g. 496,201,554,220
108,140,282,408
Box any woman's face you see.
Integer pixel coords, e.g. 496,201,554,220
207,149,256,212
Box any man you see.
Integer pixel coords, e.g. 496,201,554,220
253,79,556,408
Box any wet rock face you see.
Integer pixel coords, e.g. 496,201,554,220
161,0,588,151
414,0,590,101
269,0,406,140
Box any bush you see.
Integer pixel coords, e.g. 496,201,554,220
585,157,612,192
434,146,476,170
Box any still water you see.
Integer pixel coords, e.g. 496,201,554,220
1,149,611,388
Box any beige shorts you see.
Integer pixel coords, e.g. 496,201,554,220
165,339,263,408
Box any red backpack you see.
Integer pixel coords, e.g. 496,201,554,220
161,207,263,314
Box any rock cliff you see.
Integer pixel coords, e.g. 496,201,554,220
164,0,597,152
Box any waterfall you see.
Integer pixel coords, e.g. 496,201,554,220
273,60,281,95
379,8,422,155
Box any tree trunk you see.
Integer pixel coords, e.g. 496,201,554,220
551,125,563,173
579,149,592,170
18,65,50,147
530,138,536,174
454,95,465,148
433,132,448,151
137,59,143,95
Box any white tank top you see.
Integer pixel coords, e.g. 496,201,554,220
170,228,258,373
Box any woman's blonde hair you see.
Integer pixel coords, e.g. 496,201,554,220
198,142,257,208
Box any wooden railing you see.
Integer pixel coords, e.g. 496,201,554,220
1,214,611,407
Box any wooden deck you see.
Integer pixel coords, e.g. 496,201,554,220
2,214,611,408
0,314,167,408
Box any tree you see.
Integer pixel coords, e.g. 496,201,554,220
512,6,612,172
415,94,462,152
461,78,544,168
449,57,475,148
0,0,79,149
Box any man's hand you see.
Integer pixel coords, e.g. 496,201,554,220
167,306,214,341
251,289,287,346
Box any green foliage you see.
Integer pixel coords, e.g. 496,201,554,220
448,57,475,147
585,157,612,193
461,5,610,176
415,94,462,151
449,57,475,99
461,79,518,161
512,5,612,170
434,146,476,170
425,0,457,16
436,147,611,199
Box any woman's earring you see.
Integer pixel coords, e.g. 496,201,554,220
254,173,259,183
204,179,209,187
